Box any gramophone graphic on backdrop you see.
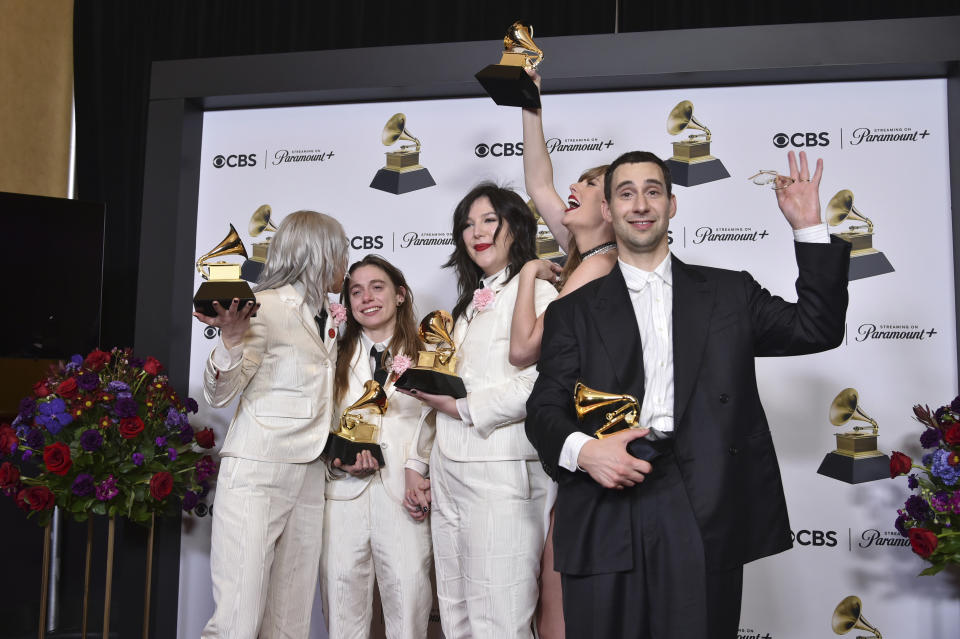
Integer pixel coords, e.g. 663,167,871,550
239,203,278,283
475,21,544,109
369,113,436,195
193,224,256,317
664,100,730,187
826,189,894,280
817,387,891,484
831,595,883,639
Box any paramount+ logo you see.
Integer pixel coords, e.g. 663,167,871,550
772,132,829,148
790,529,838,547
212,153,258,168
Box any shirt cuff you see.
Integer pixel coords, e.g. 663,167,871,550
404,459,429,477
793,223,830,244
559,431,594,472
211,338,243,370
456,396,473,426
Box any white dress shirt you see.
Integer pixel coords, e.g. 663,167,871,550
558,223,830,472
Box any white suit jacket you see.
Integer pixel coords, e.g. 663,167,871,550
325,340,435,503
434,271,557,462
203,284,338,463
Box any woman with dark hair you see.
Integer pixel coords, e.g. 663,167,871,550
400,183,558,638
193,210,348,639
319,254,434,639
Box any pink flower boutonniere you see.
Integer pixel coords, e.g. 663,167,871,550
472,288,495,312
329,302,348,325
389,354,413,382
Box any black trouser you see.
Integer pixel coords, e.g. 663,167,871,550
561,447,743,639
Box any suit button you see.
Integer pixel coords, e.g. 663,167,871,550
719,393,729,404
728,447,739,456
381,442,389,450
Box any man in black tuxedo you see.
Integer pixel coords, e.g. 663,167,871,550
525,150,849,638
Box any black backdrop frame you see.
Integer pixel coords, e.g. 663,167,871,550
137,15,960,635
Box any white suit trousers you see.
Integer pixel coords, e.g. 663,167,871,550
202,456,327,639
430,446,552,639
320,475,434,639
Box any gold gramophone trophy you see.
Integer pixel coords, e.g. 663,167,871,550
394,310,467,398
527,198,565,263
827,189,894,280
816,388,891,484
193,223,256,317
323,380,388,467
831,595,883,638
239,204,277,283
574,382,662,461
663,100,730,187
475,21,544,109
369,113,436,195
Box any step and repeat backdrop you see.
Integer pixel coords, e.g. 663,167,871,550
177,78,957,638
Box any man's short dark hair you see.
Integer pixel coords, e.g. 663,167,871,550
603,151,673,202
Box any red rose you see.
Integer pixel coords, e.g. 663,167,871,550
143,357,163,376
0,461,20,488
889,451,912,478
84,349,111,371
908,527,939,558
944,423,960,446
0,424,18,455
33,381,50,397
149,471,173,500
19,486,55,511
43,442,73,476
195,428,215,449
118,416,145,439
55,378,79,400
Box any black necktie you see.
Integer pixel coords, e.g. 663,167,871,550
370,345,388,386
315,309,327,336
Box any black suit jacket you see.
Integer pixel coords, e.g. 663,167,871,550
525,238,850,575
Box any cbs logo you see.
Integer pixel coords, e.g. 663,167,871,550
790,529,838,547
772,132,830,148
475,142,524,158
350,235,384,250
213,153,258,168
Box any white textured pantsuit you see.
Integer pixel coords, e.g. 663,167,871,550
201,284,338,639
320,342,435,639
431,270,557,638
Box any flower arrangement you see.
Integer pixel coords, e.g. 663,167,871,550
0,348,217,527
890,397,960,575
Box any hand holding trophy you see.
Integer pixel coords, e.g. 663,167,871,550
574,382,662,462
324,379,389,467
394,310,467,398
475,21,544,109
193,223,257,317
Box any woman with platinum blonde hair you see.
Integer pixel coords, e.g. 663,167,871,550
193,210,349,639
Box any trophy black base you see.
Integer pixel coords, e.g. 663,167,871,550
240,258,264,283
193,281,256,318
324,436,386,467
849,251,895,281
665,158,730,187
395,368,467,399
816,451,891,484
370,167,436,195
475,65,541,109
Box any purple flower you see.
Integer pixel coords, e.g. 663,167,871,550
185,397,199,414
128,357,144,369
114,397,138,418
920,427,942,449
72,473,95,497
21,450,33,461
18,396,36,420
895,512,909,537
179,424,194,445
922,452,935,466
80,429,103,452
181,491,199,511
117,391,133,399
77,371,100,391
167,447,177,461
155,436,167,448
931,491,952,512
196,457,216,482
908,474,919,489
106,381,130,394
132,452,144,466
95,475,118,501
36,399,73,435
165,407,181,427
934,406,949,423
905,494,933,523
26,428,44,450
930,449,960,485
65,354,83,371
951,395,960,413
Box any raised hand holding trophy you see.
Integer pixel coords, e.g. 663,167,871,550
475,21,544,109
193,223,257,317
324,380,389,467
394,310,467,398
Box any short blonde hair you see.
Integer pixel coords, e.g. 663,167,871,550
255,210,348,312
